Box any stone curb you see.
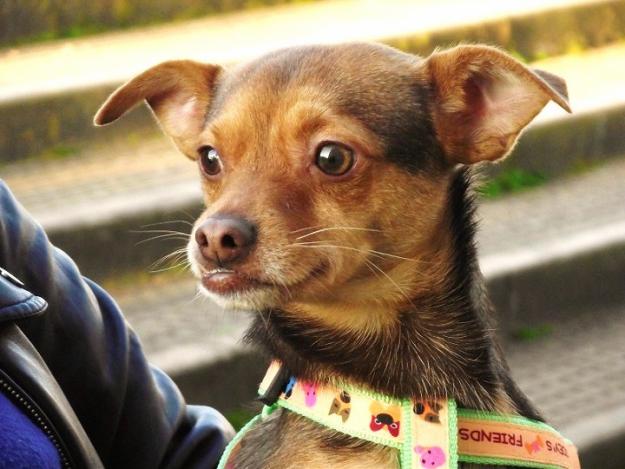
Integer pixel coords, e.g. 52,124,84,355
485,226,625,331
385,0,625,62
490,103,625,180
566,406,625,469
0,0,318,48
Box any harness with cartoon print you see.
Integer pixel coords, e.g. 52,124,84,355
218,361,580,469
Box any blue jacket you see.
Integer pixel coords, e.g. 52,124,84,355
0,180,234,468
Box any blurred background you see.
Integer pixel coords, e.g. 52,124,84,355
1,1,624,467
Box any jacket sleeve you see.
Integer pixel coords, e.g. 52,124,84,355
0,180,235,468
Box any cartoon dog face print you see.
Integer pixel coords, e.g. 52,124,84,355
525,435,544,454
369,401,401,437
329,390,351,422
415,446,446,468
302,382,318,407
413,400,442,424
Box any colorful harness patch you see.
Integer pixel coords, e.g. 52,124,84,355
218,361,580,469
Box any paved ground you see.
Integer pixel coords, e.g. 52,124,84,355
114,274,249,374
1,137,197,231
478,156,625,276
506,305,625,442
0,0,606,103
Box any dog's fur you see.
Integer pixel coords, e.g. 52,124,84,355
96,42,569,468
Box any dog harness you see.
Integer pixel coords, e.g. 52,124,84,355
218,361,580,469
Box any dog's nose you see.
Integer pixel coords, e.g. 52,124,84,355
195,216,256,265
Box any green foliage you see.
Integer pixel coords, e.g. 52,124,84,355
384,2,625,62
0,0,317,48
478,168,548,199
43,144,79,160
512,324,553,342
569,158,601,176
225,407,257,431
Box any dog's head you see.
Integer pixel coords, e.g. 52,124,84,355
96,43,568,327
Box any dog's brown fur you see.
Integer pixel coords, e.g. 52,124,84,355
96,42,569,468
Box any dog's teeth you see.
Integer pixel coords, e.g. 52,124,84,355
208,268,234,274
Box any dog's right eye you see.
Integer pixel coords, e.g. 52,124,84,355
315,143,354,176
198,146,222,176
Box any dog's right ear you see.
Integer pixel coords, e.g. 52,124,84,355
425,45,570,165
94,60,222,157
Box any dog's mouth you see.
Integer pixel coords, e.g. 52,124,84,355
201,268,269,295
199,261,329,299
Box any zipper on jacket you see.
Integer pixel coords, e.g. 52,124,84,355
0,375,72,468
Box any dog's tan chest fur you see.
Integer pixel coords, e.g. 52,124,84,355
234,410,398,469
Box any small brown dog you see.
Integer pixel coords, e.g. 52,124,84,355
95,42,570,468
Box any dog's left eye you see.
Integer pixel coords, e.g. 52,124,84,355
315,143,354,176
198,146,222,176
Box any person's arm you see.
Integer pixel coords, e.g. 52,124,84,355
0,180,234,468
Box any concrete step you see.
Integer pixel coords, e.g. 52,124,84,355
504,305,625,469
478,157,625,329
0,0,320,48
1,0,624,163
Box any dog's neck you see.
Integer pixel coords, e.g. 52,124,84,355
246,168,508,412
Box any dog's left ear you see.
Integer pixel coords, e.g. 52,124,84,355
94,60,222,157
426,45,570,164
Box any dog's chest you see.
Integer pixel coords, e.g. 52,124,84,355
230,409,398,469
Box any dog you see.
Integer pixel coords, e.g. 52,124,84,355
95,42,570,468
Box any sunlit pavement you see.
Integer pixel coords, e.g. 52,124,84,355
0,0,612,103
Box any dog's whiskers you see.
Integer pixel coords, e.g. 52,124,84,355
288,225,325,235
148,246,190,273
153,249,188,267
366,248,421,263
132,229,191,236
294,226,383,241
291,240,431,266
257,308,273,331
133,229,191,246
289,243,417,308
148,260,191,274
288,242,371,256
274,275,294,301
362,258,416,309
136,234,189,246
141,220,194,228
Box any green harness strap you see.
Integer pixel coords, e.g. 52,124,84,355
217,363,580,469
